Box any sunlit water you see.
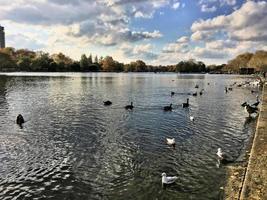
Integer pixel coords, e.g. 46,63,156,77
0,73,259,200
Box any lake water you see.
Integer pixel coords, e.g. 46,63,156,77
0,73,258,200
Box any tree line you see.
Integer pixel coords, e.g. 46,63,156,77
223,50,267,73
0,47,209,73
2,47,266,73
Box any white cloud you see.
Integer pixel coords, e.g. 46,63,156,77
193,47,228,59
7,33,45,50
120,43,158,60
176,36,189,43
192,1,267,42
189,1,267,62
191,30,215,41
163,36,190,53
0,0,166,47
220,0,236,6
201,4,217,12
172,2,180,10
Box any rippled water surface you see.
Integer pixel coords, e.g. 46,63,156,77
0,73,258,200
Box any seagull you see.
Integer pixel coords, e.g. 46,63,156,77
166,138,175,146
190,116,194,121
216,148,233,164
164,104,173,111
125,102,134,110
162,173,178,185
103,100,112,106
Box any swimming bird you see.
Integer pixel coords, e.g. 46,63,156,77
164,104,172,111
125,102,134,110
190,116,194,121
103,100,112,106
171,91,175,96
199,89,204,95
245,104,258,116
228,87,233,91
225,87,228,93
182,98,189,108
249,95,260,108
251,90,256,94
195,84,199,89
241,102,248,107
162,173,178,185
192,92,197,96
16,114,25,125
166,138,175,146
252,101,260,107
216,148,233,164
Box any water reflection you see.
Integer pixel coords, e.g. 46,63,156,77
0,73,258,200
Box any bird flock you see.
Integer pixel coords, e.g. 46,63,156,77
15,78,262,188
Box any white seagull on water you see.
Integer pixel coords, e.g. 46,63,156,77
190,116,194,121
166,138,175,146
162,173,178,185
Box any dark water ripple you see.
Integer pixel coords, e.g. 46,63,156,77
0,73,259,200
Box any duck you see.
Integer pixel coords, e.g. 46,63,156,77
251,90,256,94
125,102,134,110
161,173,178,185
182,98,189,108
166,138,175,146
190,116,194,121
241,102,248,107
216,148,233,164
252,101,260,107
192,92,197,96
171,91,175,96
245,104,258,116
103,100,112,106
16,114,25,126
164,104,172,111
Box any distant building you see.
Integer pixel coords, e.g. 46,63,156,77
0,25,5,48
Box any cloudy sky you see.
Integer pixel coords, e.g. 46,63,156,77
0,0,267,65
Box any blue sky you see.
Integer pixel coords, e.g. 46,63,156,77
0,0,267,65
